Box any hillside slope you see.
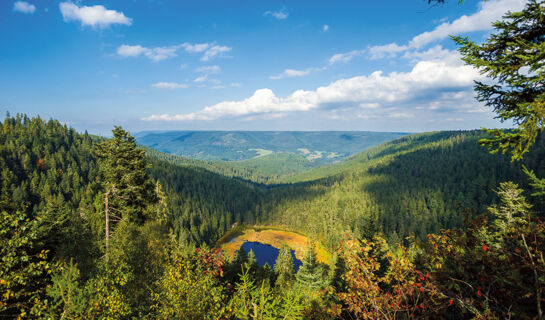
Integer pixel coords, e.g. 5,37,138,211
260,131,545,248
145,147,313,184
135,130,407,163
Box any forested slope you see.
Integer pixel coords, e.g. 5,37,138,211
3,115,545,319
260,131,545,248
0,115,263,253
148,158,263,246
145,147,312,184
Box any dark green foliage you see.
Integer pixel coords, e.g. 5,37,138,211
3,113,545,318
263,131,545,248
454,0,545,161
147,157,264,247
94,126,156,223
328,253,346,292
0,114,97,214
274,245,296,288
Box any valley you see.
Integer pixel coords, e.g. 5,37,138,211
3,0,544,318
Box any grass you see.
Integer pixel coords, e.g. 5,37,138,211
217,225,331,265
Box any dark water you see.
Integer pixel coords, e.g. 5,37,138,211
240,241,303,271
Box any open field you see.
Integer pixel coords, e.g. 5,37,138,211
217,226,331,264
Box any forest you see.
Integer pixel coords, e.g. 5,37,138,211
2,1,545,319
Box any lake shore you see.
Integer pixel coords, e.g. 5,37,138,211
217,225,331,264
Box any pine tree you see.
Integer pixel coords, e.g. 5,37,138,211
274,245,295,288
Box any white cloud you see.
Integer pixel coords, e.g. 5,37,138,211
402,45,453,62
331,0,527,63
201,45,231,61
365,0,527,59
117,44,146,57
368,43,408,59
264,8,288,20
13,1,36,14
181,43,210,53
116,44,178,62
230,82,242,87
151,82,188,89
323,25,329,32
328,50,365,64
409,0,526,48
59,2,132,28
270,68,313,80
116,43,231,62
143,50,483,121
194,75,207,83
196,65,220,74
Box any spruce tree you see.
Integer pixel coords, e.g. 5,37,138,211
274,245,295,288
94,126,156,223
94,126,156,263
296,245,328,290
453,0,545,161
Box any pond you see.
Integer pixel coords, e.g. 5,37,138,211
240,241,303,271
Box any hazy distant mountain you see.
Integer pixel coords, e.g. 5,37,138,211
134,131,407,163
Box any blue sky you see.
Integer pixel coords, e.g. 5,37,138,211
0,0,527,135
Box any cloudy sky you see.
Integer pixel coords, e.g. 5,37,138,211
0,0,527,134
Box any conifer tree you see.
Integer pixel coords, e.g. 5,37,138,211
94,127,157,262
94,126,156,223
453,0,545,161
328,253,346,291
274,245,295,288
296,245,328,290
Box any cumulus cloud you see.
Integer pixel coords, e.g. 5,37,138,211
116,43,231,62
263,8,288,20
151,82,188,89
270,68,313,80
143,50,483,121
13,1,36,14
323,25,329,32
59,2,132,28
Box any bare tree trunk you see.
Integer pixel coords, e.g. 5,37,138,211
105,189,110,265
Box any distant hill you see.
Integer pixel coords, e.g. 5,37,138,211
135,131,407,163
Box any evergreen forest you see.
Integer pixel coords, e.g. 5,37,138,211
2,1,545,319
